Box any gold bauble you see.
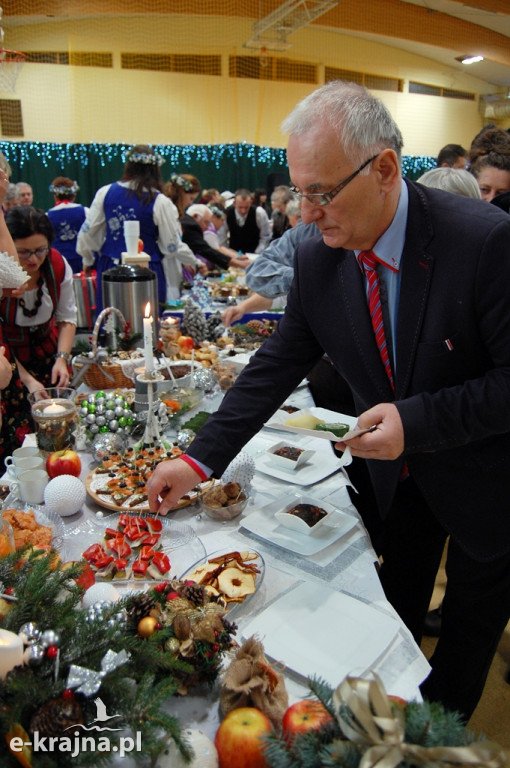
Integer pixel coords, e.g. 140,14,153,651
138,616,159,638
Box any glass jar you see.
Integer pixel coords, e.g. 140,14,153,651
28,387,79,456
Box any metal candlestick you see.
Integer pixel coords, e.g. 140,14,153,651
136,370,165,447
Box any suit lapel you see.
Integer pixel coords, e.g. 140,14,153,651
394,181,435,399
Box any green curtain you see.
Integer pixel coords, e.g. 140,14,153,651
1,141,435,210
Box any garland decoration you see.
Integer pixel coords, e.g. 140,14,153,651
262,675,506,768
0,549,237,767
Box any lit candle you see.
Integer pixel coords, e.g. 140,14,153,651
0,629,23,679
45,402,66,415
143,302,154,373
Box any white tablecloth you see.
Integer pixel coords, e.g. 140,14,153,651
12,382,430,753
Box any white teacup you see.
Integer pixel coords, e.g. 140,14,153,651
7,455,45,480
4,447,41,467
11,469,49,505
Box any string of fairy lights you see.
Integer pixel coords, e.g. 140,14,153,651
0,141,436,178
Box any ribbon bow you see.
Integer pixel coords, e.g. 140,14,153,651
66,649,130,697
333,675,506,768
71,348,113,387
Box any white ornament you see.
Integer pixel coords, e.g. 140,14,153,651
221,452,256,492
43,475,86,517
0,251,30,288
155,729,218,768
82,582,120,609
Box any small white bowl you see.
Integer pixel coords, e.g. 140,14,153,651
274,495,338,535
266,442,315,472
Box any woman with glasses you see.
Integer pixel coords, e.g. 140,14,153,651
0,206,77,465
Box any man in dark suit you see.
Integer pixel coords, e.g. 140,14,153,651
148,81,510,721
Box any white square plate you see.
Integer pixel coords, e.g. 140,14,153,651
240,495,357,555
254,451,343,485
241,582,400,683
266,407,358,442
266,441,316,471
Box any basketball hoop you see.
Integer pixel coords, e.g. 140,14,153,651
0,49,26,93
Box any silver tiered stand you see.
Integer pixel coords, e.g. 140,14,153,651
135,370,165,447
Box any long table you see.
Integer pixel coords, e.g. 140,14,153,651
13,381,430,759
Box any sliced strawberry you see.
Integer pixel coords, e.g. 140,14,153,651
146,518,163,533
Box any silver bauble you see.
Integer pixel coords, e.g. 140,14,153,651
87,394,96,404
114,397,124,407
192,368,218,392
109,420,119,431
92,431,127,460
19,622,40,645
86,413,96,424
95,415,106,427
114,406,124,416
105,409,114,420
95,403,105,414
89,424,99,434
40,629,61,649
23,643,45,667
175,429,195,450
80,406,89,417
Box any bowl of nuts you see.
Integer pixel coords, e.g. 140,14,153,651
200,481,249,521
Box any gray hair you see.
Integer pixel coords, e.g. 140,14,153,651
281,80,404,170
285,198,301,220
271,185,293,205
5,183,20,204
187,203,210,220
417,167,481,199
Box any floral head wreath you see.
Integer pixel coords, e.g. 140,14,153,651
125,151,166,167
49,181,80,195
170,173,194,192
208,204,225,218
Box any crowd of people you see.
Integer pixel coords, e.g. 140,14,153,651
1,90,510,726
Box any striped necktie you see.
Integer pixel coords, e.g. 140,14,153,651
358,250,394,391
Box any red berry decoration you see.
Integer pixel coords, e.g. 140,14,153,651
166,591,180,601
46,645,59,659
62,689,75,701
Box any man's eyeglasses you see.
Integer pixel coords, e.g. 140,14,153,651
17,247,49,261
290,153,379,207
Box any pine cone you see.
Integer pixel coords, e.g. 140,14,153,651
125,592,156,625
29,697,83,737
180,582,207,606
246,319,269,336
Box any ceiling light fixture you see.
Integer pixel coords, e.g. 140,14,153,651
456,55,484,65
244,0,338,52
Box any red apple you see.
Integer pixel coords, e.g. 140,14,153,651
282,700,333,745
388,694,407,708
177,334,195,351
46,449,82,479
215,707,272,768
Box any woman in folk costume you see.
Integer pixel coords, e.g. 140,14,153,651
0,206,76,465
47,176,89,274
77,145,202,311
